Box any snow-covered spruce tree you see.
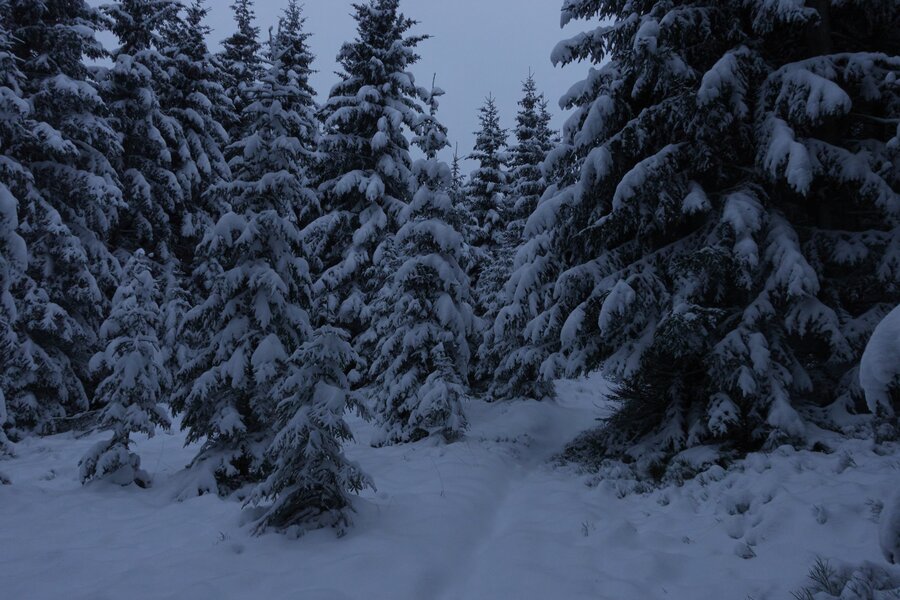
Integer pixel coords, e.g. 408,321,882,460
5,0,123,434
465,95,509,365
158,263,191,405
311,0,426,382
507,74,555,235
248,7,373,529
80,250,170,486
8,0,122,290
260,0,320,230
365,84,473,444
102,0,184,260
477,74,556,393
0,183,24,456
249,325,371,536
544,0,900,473
484,164,567,404
0,9,29,452
172,6,319,495
466,95,509,250
155,1,234,382
219,0,262,145
0,181,24,454
445,144,480,280
159,0,234,263
450,145,465,204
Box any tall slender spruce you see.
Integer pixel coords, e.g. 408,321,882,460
0,7,28,449
465,95,509,251
172,1,320,495
465,95,509,364
311,0,426,388
219,0,262,144
366,83,474,444
478,74,556,395
246,4,372,536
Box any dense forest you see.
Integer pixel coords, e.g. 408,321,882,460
0,0,898,545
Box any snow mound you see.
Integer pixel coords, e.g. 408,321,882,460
860,304,900,414
881,491,900,565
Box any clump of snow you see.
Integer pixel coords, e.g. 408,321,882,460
881,491,900,565
860,305,900,414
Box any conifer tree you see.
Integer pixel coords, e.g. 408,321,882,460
465,95,509,361
542,0,900,472
485,172,566,404
8,0,122,288
249,325,371,535
0,9,29,448
507,73,554,231
102,0,184,260
0,183,24,453
159,0,234,262
5,0,123,433
80,250,169,485
159,264,191,405
245,3,373,534
311,0,426,378
155,1,234,380
446,144,479,284
479,73,556,398
366,83,473,444
219,0,262,143
450,145,465,204
262,0,320,228
0,183,23,455
172,4,318,495
465,95,509,250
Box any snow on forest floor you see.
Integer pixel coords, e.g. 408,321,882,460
1,372,898,600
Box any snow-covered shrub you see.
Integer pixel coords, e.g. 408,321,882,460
791,558,900,600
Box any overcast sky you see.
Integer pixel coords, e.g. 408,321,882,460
201,0,582,166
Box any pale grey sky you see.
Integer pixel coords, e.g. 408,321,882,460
209,0,582,165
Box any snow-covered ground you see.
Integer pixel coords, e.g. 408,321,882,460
1,372,898,600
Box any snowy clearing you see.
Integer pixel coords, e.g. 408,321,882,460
1,373,898,600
